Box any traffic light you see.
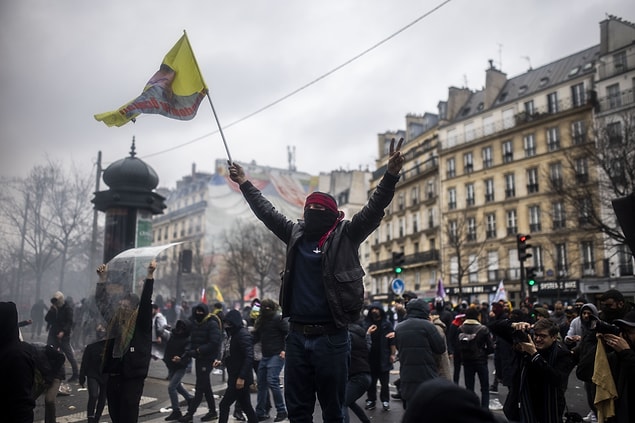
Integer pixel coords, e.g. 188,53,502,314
516,233,532,262
392,251,405,275
526,267,537,287
181,249,193,273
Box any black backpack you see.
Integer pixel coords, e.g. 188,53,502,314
458,325,484,358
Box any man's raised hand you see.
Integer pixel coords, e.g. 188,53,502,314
387,137,405,176
228,161,247,185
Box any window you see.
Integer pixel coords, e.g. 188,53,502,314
524,100,535,116
446,157,456,178
465,183,475,206
571,120,586,145
575,158,588,183
426,180,435,199
448,188,457,210
486,213,497,239
449,220,458,243
607,121,623,145
607,83,621,109
428,209,435,229
468,254,478,283
399,217,405,237
527,168,539,193
502,140,513,163
504,173,515,198
450,256,458,284
412,213,419,233
613,51,627,73
547,92,559,114
482,146,493,168
467,217,477,241
578,197,592,224
487,251,500,282
581,241,595,275
556,243,568,276
547,127,560,151
523,134,536,157
529,205,541,232
465,122,476,142
484,179,495,203
463,152,474,174
571,83,586,107
552,201,566,229
506,209,518,236
550,162,563,189
398,193,405,210
483,115,495,136
410,186,419,205
386,222,392,241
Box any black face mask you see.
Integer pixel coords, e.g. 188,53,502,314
602,307,622,323
194,313,205,322
304,209,337,241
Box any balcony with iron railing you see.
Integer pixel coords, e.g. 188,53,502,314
366,249,440,273
440,96,591,151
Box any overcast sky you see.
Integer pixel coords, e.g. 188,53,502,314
1,1,633,189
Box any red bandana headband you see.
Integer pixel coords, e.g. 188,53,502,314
305,192,338,213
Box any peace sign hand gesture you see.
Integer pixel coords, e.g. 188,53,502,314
386,137,405,176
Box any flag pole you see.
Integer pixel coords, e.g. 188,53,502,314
206,94,233,163
182,30,233,163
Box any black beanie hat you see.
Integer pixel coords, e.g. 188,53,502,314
402,378,498,423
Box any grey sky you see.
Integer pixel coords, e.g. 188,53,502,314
1,1,632,189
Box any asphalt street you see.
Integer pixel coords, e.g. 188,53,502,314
32,351,592,423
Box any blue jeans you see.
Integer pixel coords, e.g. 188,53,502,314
463,361,489,409
344,372,371,423
168,367,192,411
257,355,286,416
285,328,350,423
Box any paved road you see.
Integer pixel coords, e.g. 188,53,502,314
34,353,591,423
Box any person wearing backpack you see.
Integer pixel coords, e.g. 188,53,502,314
459,307,494,409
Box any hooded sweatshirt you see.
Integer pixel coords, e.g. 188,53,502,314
223,309,254,385
187,303,222,361
0,302,36,422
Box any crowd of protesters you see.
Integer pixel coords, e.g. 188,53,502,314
6,282,635,423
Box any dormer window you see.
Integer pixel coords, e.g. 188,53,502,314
540,77,549,86
568,66,580,77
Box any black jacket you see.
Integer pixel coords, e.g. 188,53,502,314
163,320,191,371
45,300,73,341
348,321,371,376
98,278,154,379
252,314,288,357
240,172,399,328
187,303,222,361
79,340,108,385
364,303,395,373
458,320,494,364
223,310,254,385
0,302,35,423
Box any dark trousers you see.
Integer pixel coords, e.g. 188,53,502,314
285,328,350,423
452,353,462,384
106,374,145,423
345,372,371,423
87,376,108,420
49,335,79,377
188,359,216,415
219,379,258,423
463,361,490,409
366,368,390,403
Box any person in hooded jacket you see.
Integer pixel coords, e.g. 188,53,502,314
0,301,36,423
569,303,600,423
363,302,396,412
345,317,372,423
217,309,258,423
95,260,156,423
228,139,405,422
45,290,79,381
163,319,193,421
394,298,446,409
79,324,109,423
178,303,223,423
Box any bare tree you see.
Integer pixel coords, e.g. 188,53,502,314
443,210,488,302
48,160,94,291
247,225,286,303
547,111,635,250
223,220,258,306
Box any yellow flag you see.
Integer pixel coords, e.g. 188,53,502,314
95,32,208,127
